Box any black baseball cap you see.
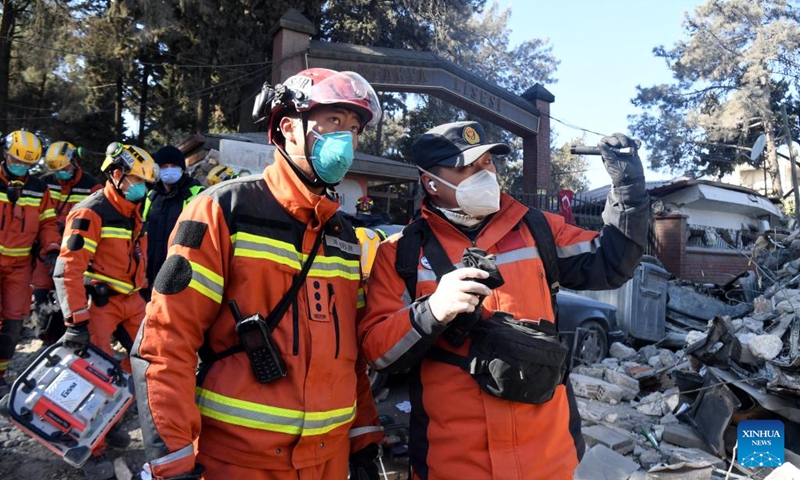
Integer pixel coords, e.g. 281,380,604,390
412,121,511,170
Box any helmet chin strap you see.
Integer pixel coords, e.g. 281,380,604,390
279,112,337,190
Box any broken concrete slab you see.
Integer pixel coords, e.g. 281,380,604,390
610,342,637,360
573,365,605,379
638,448,663,470
582,424,636,454
644,461,713,480
570,373,624,404
603,369,640,401
574,444,640,480
637,389,680,417
576,400,617,424
666,447,725,469
667,283,752,321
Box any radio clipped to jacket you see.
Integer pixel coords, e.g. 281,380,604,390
229,301,287,383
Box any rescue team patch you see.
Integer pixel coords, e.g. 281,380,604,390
153,255,192,295
66,234,85,251
71,218,90,231
325,236,361,255
172,220,207,249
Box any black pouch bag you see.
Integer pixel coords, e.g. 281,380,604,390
466,312,569,405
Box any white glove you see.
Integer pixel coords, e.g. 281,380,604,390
428,267,492,323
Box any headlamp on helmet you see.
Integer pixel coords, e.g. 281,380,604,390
101,142,157,183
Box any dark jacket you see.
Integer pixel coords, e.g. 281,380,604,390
143,175,203,285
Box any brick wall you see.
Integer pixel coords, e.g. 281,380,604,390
653,214,687,278
653,213,755,284
683,248,754,285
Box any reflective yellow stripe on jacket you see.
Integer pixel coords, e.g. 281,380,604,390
100,226,132,240
196,387,357,436
85,271,136,294
0,244,32,257
188,260,224,304
230,232,359,280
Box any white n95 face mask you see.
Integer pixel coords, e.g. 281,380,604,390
422,168,501,218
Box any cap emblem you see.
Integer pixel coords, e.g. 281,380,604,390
463,126,481,145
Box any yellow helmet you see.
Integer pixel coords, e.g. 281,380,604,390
4,130,43,164
45,141,82,170
207,164,237,186
101,142,157,182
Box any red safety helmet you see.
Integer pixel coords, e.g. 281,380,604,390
356,195,374,213
260,68,382,145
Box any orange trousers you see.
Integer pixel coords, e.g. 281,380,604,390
88,292,145,373
196,450,349,480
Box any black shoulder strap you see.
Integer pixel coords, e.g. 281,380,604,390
198,228,325,368
395,219,425,297
522,207,560,318
265,228,324,331
395,208,560,313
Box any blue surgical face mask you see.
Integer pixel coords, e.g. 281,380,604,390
310,131,355,184
160,167,182,185
125,181,147,202
55,170,74,181
8,163,29,177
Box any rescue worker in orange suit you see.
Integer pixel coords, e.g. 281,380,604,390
31,141,101,344
0,130,60,396
360,121,650,480
131,68,384,480
54,142,155,367
53,142,157,479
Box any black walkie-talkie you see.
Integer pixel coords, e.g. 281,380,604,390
229,300,287,383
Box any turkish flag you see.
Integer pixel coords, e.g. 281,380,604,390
558,189,576,225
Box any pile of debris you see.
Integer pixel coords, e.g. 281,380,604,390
569,247,800,480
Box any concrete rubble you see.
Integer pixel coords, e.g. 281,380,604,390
573,229,800,479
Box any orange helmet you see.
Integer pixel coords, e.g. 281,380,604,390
254,68,382,145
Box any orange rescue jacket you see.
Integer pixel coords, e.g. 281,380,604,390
360,195,645,480
0,170,60,266
132,153,382,478
54,181,147,323
41,167,102,230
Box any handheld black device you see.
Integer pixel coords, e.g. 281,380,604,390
230,301,287,383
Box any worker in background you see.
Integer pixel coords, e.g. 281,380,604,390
131,68,384,480
53,142,157,480
31,141,101,344
0,130,60,396
205,164,238,187
355,194,390,227
360,121,650,479
142,145,203,299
